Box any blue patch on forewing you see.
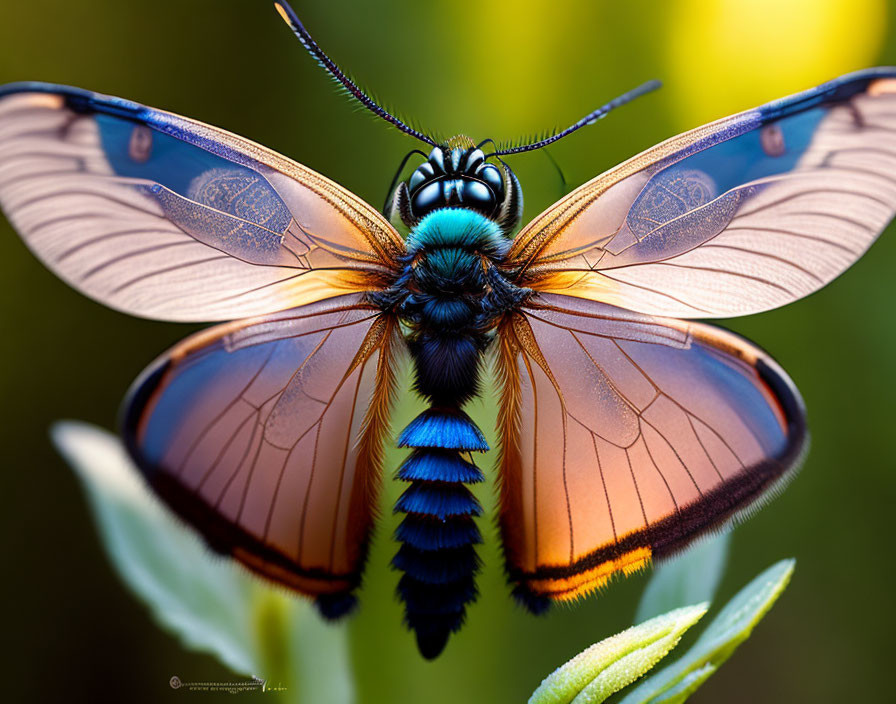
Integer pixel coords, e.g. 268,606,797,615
94,114,292,234
685,107,826,193
626,106,828,242
96,114,230,195
643,106,827,205
141,184,290,265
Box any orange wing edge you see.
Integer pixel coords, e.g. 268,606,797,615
494,313,808,609
119,311,403,604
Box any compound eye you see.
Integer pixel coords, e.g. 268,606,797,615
478,164,504,197
428,147,446,173
459,180,496,213
462,148,486,172
410,181,445,217
408,162,434,192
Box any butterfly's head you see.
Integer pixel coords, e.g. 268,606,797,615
394,141,523,234
276,1,659,237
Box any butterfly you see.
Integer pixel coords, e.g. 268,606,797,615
1,0,893,659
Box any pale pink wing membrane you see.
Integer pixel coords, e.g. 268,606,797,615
0,88,400,321
496,293,806,600
126,294,399,594
512,76,896,318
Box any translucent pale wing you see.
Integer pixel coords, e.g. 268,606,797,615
507,68,896,318
494,293,806,603
122,294,401,598
0,83,402,321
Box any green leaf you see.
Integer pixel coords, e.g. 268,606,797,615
618,559,795,704
634,531,731,624
649,664,716,704
52,421,354,704
53,421,259,674
529,604,708,704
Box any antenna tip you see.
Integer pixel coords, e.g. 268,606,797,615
274,2,296,29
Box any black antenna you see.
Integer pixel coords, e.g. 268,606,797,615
491,80,662,156
274,1,438,146
383,147,429,213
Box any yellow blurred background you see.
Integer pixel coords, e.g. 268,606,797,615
0,1,893,702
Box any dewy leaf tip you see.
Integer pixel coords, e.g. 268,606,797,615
529,603,708,704
618,559,796,704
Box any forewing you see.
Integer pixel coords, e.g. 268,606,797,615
0,83,403,321
123,294,401,597
494,293,806,603
507,69,896,318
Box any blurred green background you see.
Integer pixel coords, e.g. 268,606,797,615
1,0,894,701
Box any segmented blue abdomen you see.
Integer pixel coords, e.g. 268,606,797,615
394,411,487,658
393,208,506,658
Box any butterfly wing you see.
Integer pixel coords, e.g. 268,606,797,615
0,83,402,321
122,294,401,610
506,68,896,318
494,293,806,606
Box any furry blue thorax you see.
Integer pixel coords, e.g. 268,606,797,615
404,207,511,260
